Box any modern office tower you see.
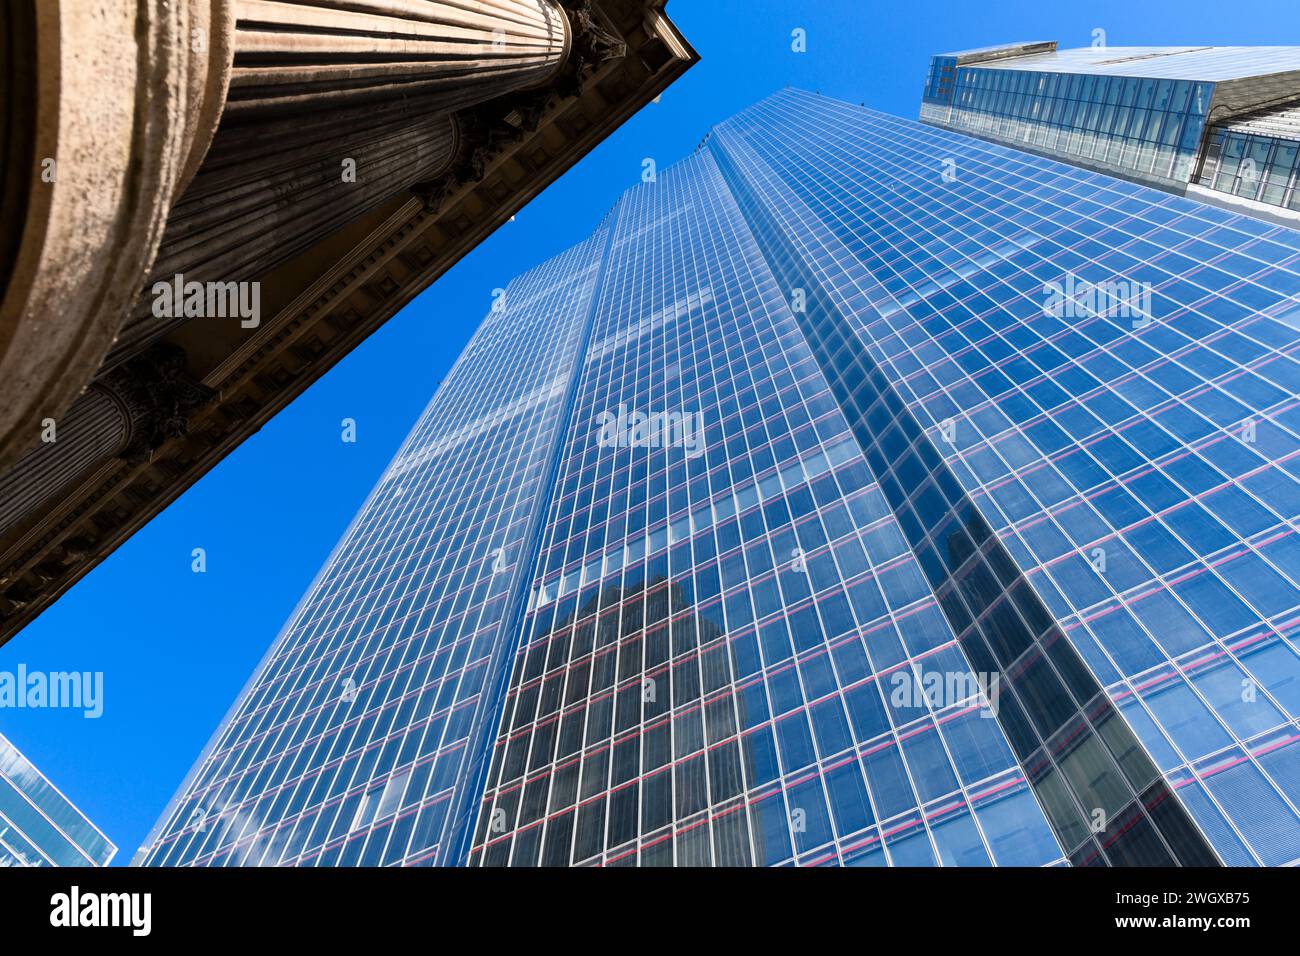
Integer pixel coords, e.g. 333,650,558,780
141,85,1300,868
920,42,1300,226
0,732,115,866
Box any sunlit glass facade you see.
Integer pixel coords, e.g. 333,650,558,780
142,87,1300,868
1196,110,1300,211
922,43,1300,222
136,230,610,867
0,731,115,866
469,149,1062,868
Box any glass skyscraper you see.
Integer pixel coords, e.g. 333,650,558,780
921,42,1300,224
140,85,1300,868
0,732,115,866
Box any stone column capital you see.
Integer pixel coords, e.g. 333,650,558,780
94,345,217,462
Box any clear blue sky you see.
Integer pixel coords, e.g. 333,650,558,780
4,0,1297,865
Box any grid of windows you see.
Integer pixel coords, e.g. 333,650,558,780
143,87,1300,867
713,112,1219,865
941,66,1210,186
469,150,1062,868
1197,120,1300,211
0,732,115,866
922,46,1300,218
713,88,1300,866
137,230,609,867
923,55,957,99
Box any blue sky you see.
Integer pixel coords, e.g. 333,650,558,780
4,0,1298,865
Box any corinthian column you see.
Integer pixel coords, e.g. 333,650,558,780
0,389,131,539
0,0,233,471
106,0,572,365
106,110,462,364
0,346,215,539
